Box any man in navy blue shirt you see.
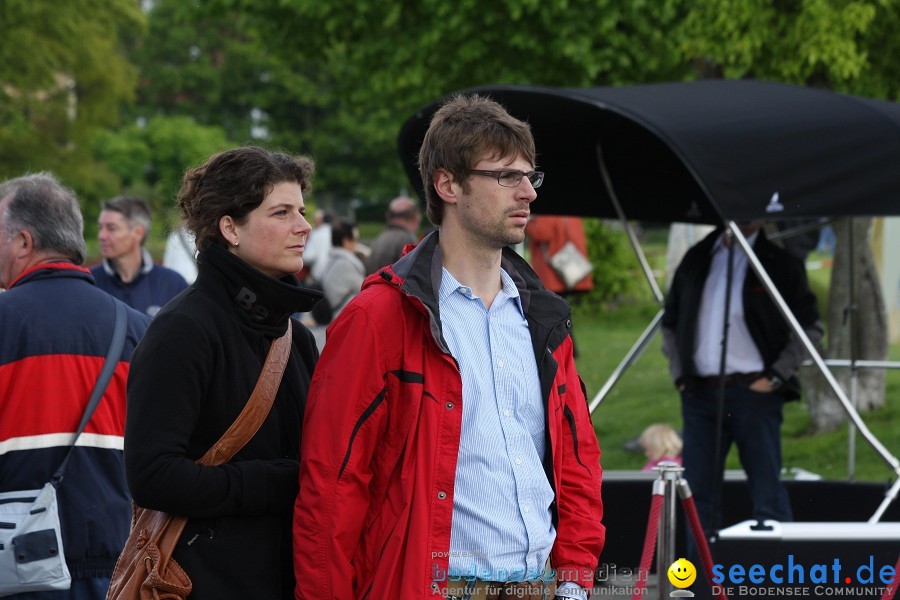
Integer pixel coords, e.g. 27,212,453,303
1,173,150,599
91,196,187,317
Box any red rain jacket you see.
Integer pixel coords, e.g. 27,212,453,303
294,233,604,599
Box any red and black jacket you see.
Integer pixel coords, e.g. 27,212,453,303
294,232,604,599
0,263,150,578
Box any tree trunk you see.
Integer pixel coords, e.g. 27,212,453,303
801,218,888,433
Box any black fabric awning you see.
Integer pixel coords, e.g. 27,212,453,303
397,80,900,224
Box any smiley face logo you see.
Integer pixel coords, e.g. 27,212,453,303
668,558,696,588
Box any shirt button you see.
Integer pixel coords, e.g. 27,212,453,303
437,491,447,500
498,360,504,368
524,505,530,513
445,402,454,410
515,457,522,465
504,410,511,417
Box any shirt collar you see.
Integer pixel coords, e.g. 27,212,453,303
101,247,155,279
439,267,524,315
711,229,760,255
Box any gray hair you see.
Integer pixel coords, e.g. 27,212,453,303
0,173,86,265
101,196,152,244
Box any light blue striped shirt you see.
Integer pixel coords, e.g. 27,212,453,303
440,267,556,582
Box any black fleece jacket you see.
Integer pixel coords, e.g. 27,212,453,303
125,244,322,599
661,229,822,400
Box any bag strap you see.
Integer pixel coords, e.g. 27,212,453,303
196,323,293,467
52,300,128,487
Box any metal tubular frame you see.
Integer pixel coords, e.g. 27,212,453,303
727,221,899,475
728,221,900,521
588,144,900,522
589,310,663,412
588,144,666,410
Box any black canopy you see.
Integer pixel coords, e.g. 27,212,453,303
397,80,900,224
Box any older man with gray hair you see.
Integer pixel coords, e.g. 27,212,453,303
91,196,187,317
365,195,422,274
0,173,150,599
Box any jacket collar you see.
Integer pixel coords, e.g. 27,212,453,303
100,247,156,281
196,243,323,335
369,230,572,342
9,261,91,289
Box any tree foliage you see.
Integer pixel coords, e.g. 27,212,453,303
4,0,900,313
211,0,690,207
93,116,229,226
679,0,900,96
0,0,144,203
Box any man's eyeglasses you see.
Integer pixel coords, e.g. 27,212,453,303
468,169,544,189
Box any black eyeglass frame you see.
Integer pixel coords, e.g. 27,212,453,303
468,169,544,189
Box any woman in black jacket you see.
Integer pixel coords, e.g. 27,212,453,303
124,146,323,599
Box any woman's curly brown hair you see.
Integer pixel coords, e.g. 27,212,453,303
177,146,315,253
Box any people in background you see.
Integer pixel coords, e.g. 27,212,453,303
525,215,593,295
662,222,822,562
124,147,322,600
638,423,683,471
320,217,365,320
365,195,421,274
162,224,198,284
294,94,604,600
525,215,594,358
304,209,333,282
92,196,188,317
0,173,150,600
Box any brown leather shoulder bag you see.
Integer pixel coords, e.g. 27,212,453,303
106,325,293,600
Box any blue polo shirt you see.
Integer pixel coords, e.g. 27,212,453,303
91,249,188,317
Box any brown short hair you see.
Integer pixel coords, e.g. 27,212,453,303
417,94,535,226
177,146,315,253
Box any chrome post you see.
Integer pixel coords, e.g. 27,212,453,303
654,462,684,599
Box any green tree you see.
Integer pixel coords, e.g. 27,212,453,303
0,0,144,204
93,116,229,228
678,0,900,98
130,0,283,143
130,0,342,209
215,0,690,206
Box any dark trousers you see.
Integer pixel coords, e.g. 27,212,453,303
681,383,793,535
681,385,793,599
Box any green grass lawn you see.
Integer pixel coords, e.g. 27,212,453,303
574,301,900,484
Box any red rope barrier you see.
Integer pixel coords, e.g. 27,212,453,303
681,494,728,600
881,554,900,600
631,492,664,600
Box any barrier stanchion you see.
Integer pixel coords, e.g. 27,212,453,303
631,463,729,600
677,479,728,600
631,481,665,600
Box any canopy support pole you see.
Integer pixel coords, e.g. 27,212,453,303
596,144,664,306
589,309,663,413
727,221,900,478
587,144,665,411
870,477,900,523
847,218,859,480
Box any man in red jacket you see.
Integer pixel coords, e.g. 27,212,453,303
294,94,604,600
